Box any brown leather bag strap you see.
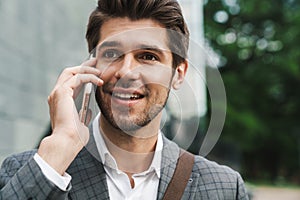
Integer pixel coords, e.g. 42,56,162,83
162,149,195,200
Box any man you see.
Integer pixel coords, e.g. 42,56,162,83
0,0,248,199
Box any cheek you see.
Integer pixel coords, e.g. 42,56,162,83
138,66,174,88
148,84,170,101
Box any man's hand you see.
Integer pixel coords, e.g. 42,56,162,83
38,58,103,175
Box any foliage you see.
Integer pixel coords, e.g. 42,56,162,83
204,0,300,183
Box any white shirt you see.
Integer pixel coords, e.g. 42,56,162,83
92,113,163,200
34,113,163,200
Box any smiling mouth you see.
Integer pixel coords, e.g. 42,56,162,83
111,92,145,100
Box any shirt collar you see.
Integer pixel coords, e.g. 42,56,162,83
92,113,163,178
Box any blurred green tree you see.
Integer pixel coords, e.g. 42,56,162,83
204,0,300,184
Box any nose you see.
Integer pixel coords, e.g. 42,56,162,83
114,53,140,80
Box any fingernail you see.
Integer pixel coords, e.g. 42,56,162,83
98,79,104,85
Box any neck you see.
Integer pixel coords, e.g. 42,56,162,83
99,114,161,173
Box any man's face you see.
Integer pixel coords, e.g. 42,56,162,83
94,18,177,133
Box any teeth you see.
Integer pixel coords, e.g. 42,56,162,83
113,92,141,100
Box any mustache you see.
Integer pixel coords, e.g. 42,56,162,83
101,81,149,95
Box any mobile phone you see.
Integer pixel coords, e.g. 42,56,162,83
79,53,95,125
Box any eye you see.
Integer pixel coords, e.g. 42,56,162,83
102,49,121,59
139,53,159,61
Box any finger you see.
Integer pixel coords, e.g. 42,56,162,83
56,66,101,85
63,74,103,93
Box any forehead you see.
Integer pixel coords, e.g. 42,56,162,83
98,18,170,51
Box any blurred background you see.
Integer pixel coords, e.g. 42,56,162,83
204,0,300,184
0,0,95,160
0,0,299,199
201,0,300,199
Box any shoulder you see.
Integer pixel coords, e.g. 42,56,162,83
2,150,37,163
0,150,37,188
193,155,239,177
192,155,243,185
1,150,37,172
191,155,248,199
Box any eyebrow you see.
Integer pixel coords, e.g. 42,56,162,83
98,41,122,50
98,41,167,55
138,44,166,55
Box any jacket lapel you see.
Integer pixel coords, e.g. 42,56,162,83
156,136,180,200
156,136,200,200
66,127,200,200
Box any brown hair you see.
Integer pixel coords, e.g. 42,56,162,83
86,0,189,68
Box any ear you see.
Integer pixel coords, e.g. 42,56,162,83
172,60,188,90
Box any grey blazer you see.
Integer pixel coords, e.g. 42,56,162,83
0,134,249,200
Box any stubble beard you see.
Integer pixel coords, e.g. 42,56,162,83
95,86,169,134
